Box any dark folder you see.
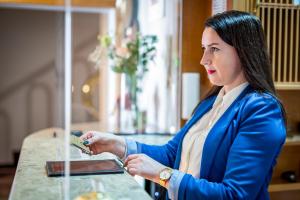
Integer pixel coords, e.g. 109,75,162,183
46,159,124,177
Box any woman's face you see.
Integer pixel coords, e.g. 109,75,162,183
200,27,246,92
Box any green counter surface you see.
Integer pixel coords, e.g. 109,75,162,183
9,127,172,200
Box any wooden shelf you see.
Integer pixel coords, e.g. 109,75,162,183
269,141,300,199
275,83,300,90
269,182,300,192
285,141,300,146
269,177,300,192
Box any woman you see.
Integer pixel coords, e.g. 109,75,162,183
81,10,286,200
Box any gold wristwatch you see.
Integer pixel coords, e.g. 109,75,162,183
159,168,173,187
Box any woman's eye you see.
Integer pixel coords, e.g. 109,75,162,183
211,47,219,52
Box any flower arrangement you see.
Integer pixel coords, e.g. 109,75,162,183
89,33,158,132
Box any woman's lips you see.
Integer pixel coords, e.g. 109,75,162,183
207,69,216,75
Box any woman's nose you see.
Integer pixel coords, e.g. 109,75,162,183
200,51,211,66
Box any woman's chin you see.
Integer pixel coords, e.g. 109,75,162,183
208,78,222,86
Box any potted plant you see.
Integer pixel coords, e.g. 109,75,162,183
89,33,158,133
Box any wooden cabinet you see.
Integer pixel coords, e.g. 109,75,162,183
180,0,212,125
181,0,212,100
269,141,300,200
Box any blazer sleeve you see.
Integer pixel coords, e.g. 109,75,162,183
136,127,185,167
177,94,286,200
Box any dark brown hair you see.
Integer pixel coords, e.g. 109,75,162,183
198,10,286,122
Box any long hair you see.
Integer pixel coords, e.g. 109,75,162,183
198,10,286,122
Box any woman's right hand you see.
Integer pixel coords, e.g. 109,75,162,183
80,131,126,158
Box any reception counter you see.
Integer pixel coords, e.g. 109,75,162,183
9,128,172,200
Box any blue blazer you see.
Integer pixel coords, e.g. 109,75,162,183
137,86,286,200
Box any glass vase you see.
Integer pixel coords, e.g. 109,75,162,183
123,74,147,133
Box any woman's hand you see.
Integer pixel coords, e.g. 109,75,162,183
80,131,126,158
124,154,167,185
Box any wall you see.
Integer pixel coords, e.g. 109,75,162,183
0,8,59,163
0,8,100,164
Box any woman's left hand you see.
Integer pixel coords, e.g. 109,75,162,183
124,154,166,184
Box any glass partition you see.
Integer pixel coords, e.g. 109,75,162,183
67,0,182,198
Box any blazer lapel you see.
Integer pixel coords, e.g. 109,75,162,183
200,86,252,178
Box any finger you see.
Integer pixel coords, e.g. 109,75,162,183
89,145,107,155
126,154,140,161
126,164,138,176
124,154,140,164
124,157,140,166
127,168,138,176
124,157,130,166
80,131,93,140
83,135,98,146
89,146,98,154
79,132,90,140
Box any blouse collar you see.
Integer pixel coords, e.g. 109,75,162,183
213,82,249,108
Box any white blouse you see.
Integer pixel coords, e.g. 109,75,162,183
179,82,249,178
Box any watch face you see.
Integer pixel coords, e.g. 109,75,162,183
160,169,171,180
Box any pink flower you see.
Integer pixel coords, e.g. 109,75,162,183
116,46,129,58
